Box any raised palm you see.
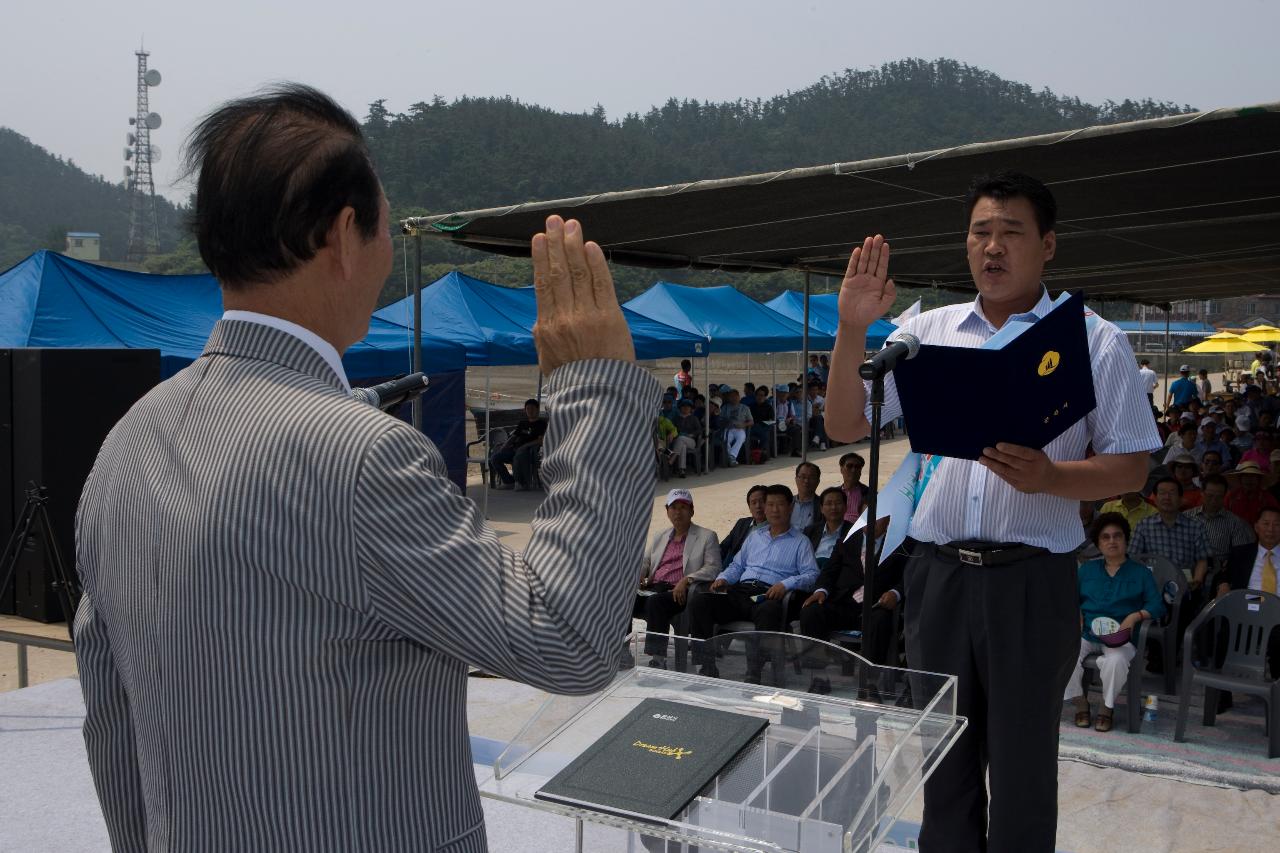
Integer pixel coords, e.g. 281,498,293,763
838,235,896,328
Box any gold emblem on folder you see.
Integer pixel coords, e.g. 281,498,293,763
633,740,694,760
1037,351,1060,377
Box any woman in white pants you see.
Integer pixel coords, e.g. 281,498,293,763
1065,512,1165,732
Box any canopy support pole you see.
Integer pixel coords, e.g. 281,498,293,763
411,233,423,430
771,353,777,457
801,271,811,462
484,367,492,518
704,352,711,472
1164,304,1172,406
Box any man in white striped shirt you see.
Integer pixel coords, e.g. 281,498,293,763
825,172,1160,853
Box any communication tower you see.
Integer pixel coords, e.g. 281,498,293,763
124,48,163,261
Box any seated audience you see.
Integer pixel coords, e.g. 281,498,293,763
839,452,869,521
1241,429,1275,472
489,398,546,491
690,485,819,681
774,384,802,456
798,505,901,666
669,398,701,477
721,485,769,564
1065,514,1164,733
1198,449,1226,486
791,462,821,531
1155,452,1202,509
635,489,722,666
1185,474,1255,565
720,389,753,465
1212,506,1280,711
804,383,828,449
748,385,776,459
804,487,853,567
1131,477,1210,592
1162,423,1198,465
1224,460,1279,525
1099,490,1158,532
1193,419,1232,465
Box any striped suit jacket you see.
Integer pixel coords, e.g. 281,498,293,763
74,320,660,852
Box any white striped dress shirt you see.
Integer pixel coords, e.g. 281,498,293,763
867,288,1161,553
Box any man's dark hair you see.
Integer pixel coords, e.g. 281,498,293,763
1089,512,1131,548
1259,506,1280,523
764,484,794,505
1140,358,1150,366
680,359,692,370
182,83,383,288
1202,473,1229,493
524,399,540,409
839,452,865,469
795,461,820,478
818,486,847,505
1202,451,1223,466
963,171,1057,235
1153,476,1184,498
746,484,768,503
1179,423,1197,435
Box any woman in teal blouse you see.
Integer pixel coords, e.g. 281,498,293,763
1064,512,1166,732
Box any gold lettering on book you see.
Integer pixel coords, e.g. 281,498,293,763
633,740,693,760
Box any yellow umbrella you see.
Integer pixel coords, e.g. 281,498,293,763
1240,325,1280,344
1181,332,1268,353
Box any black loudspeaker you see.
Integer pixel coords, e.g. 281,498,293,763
0,348,160,622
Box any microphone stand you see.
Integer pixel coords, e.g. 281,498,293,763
859,361,887,672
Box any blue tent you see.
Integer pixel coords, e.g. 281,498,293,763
1113,320,1214,337
0,251,469,487
623,282,835,353
764,291,896,350
374,271,705,365
0,251,466,378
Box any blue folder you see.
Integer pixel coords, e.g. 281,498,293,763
892,292,1097,459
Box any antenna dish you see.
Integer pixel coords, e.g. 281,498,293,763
128,117,136,125
144,69,162,87
149,145,161,162
145,112,162,130
124,165,133,179
124,147,133,160
126,132,136,145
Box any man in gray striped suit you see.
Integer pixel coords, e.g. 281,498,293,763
74,85,659,852
826,173,1160,852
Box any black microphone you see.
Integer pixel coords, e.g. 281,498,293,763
351,373,430,411
858,332,921,380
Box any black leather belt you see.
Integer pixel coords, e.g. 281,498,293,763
937,541,1049,567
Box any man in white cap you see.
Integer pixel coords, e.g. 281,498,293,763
1167,364,1198,409
636,488,722,667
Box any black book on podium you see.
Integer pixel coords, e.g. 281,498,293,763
892,291,1097,460
535,698,768,821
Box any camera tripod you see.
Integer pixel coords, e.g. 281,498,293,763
0,484,79,638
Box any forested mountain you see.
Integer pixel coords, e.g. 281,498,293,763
2,58,1192,310
0,128,184,271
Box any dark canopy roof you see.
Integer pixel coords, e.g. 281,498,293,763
407,103,1280,307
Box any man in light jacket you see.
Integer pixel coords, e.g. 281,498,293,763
636,488,722,666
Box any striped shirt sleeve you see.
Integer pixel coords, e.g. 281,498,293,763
352,358,660,696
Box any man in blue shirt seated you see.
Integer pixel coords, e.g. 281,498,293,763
688,484,819,681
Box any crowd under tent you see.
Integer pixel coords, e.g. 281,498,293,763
766,291,896,349
404,101,1280,405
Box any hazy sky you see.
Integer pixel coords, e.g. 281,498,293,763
3,0,1277,204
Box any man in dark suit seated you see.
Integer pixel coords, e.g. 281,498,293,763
489,398,546,491
690,485,819,682
1211,506,1280,709
720,484,769,564
798,509,903,667
803,486,854,565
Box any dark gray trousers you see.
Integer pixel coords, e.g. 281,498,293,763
904,543,1079,853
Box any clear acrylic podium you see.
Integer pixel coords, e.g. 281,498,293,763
478,631,966,852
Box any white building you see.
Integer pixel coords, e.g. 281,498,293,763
64,232,101,261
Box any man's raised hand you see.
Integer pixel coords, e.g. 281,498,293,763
838,235,896,330
531,215,635,374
